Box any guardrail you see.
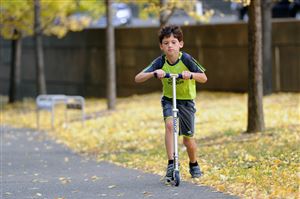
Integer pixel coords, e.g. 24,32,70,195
36,94,85,129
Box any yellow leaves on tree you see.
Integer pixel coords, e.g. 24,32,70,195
0,0,104,39
129,0,214,24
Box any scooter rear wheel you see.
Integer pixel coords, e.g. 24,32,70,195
174,170,180,186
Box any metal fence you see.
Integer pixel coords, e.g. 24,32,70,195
0,20,299,98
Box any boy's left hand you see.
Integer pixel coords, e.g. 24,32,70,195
182,71,192,80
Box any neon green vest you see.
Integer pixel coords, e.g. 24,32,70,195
162,55,196,100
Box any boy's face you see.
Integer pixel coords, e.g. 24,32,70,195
160,34,183,57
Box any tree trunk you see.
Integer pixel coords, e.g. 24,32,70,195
160,0,168,26
247,0,265,133
262,0,273,95
34,0,47,95
159,0,175,27
106,0,116,110
9,35,22,103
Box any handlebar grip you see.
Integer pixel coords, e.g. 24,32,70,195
164,73,183,79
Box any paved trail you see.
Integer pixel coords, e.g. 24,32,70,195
1,126,238,199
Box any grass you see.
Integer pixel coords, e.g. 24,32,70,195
1,92,299,198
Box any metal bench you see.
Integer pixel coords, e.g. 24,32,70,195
36,94,85,129
65,95,85,127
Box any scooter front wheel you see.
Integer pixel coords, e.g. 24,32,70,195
174,170,180,186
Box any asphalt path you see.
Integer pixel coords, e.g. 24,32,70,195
1,126,238,199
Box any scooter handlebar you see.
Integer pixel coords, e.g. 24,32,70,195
164,73,183,79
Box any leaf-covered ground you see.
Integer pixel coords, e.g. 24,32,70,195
1,92,299,198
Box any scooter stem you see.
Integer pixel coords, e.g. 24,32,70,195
171,75,179,171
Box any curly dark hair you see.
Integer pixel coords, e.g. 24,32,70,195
158,25,183,44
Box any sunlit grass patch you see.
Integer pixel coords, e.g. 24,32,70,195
2,92,299,198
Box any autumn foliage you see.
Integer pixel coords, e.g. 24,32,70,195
1,92,299,198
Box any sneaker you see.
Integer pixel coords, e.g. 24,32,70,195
165,163,174,180
189,164,202,178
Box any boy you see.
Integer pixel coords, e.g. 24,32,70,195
135,25,207,179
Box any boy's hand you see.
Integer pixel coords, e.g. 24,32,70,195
182,71,192,80
154,69,166,79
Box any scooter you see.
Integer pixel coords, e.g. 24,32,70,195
164,73,183,186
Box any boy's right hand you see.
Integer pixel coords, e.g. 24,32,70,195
154,69,166,79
